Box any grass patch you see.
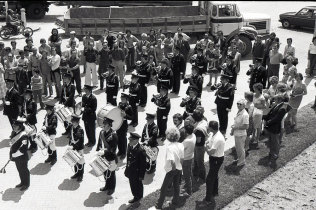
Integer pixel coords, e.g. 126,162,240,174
128,103,316,210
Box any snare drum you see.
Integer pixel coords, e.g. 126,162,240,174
24,123,35,136
96,105,123,131
34,132,52,150
63,149,82,167
55,104,72,123
89,156,110,177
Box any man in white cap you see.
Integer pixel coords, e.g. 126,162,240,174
136,33,149,61
66,31,79,48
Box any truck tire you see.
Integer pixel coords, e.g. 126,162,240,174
282,20,290,28
26,3,46,19
239,35,252,57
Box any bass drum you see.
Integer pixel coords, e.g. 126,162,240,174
96,105,123,131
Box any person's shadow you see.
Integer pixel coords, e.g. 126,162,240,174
83,191,112,207
195,200,216,210
258,155,271,167
83,145,93,154
0,139,10,149
30,162,52,175
143,172,155,185
58,178,80,191
55,136,69,147
1,188,25,203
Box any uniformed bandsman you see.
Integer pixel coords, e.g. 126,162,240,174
42,101,58,165
3,78,22,138
103,64,119,106
154,58,173,93
183,66,204,98
96,117,118,196
20,89,38,153
125,132,147,203
128,71,141,127
117,92,133,159
170,46,185,95
82,85,97,147
193,48,207,75
151,84,171,141
219,54,238,87
214,74,235,136
60,73,76,136
10,118,30,191
246,58,267,91
141,112,159,174
137,54,151,107
180,85,201,120
68,114,85,182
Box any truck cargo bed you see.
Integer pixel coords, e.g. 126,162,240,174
68,6,200,19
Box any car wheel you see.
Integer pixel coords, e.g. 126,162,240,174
238,35,252,57
282,20,291,28
0,28,11,39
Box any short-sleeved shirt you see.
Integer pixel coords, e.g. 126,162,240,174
164,141,184,173
207,132,225,157
269,51,283,64
182,134,196,160
233,109,249,136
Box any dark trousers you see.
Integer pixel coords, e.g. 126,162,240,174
127,47,135,71
104,170,116,191
33,89,44,108
308,54,316,76
139,84,147,106
205,156,224,201
15,159,30,187
98,67,107,89
267,130,280,160
157,112,167,137
84,120,96,145
74,163,84,177
27,71,33,88
156,169,182,207
129,174,143,199
182,158,193,194
71,69,81,94
130,101,138,124
8,115,18,128
217,105,229,134
193,146,206,180
172,72,181,94
106,93,117,106
29,135,37,150
117,121,128,155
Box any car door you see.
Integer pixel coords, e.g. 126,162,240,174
291,8,312,27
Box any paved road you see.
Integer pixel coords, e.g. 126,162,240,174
0,1,316,210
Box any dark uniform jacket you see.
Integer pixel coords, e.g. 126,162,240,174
82,93,97,122
215,82,235,109
105,72,119,96
247,65,267,90
43,112,58,136
175,39,190,59
60,82,76,109
105,35,116,50
98,49,110,71
119,102,133,122
124,143,147,179
9,129,29,161
137,62,151,85
263,102,287,134
219,63,238,85
20,99,37,125
152,94,171,117
129,82,141,104
171,53,186,75
194,54,207,75
96,129,118,154
154,67,173,90
69,124,84,151
180,97,201,115
141,122,158,147
4,87,21,119
183,74,203,96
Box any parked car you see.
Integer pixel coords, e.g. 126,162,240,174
279,6,316,29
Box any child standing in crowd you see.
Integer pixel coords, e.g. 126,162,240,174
31,69,44,109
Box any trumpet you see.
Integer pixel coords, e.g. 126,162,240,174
101,71,110,79
182,96,190,103
122,79,131,91
210,83,222,91
151,94,162,106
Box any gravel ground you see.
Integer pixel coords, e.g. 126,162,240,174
224,142,316,210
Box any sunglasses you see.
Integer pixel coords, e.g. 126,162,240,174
237,103,242,105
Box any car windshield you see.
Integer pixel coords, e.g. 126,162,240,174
218,4,235,17
296,8,313,17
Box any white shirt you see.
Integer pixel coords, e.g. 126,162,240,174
182,134,196,160
50,54,60,71
164,141,184,173
173,32,190,42
206,132,225,157
67,37,80,48
284,45,295,57
233,109,249,136
309,43,316,54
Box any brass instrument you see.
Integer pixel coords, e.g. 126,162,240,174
152,94,162,106
210,83,222,91
182,96,191,103
122,78,131,91
140,144,158,162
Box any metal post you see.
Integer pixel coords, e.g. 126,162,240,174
314,17,316,37
21,8,26,27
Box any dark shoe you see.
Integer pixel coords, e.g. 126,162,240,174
132,123,138,127
77,176,83,182
20,185,29,191
170,91,175,93
128,197,141,203
100,186,108,192
15,183,23,188
129,122,134,126
85,143,91,147
54,96,59,99
62,131,69,135
78,93,82,97
107,189,114,195
71,173,79,179
44,157,52,163
311,104,316,109
120,154,126,160
139,104,146,107
155,204,162,210
50,159,57,165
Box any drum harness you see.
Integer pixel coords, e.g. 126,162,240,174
69,126,84,171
